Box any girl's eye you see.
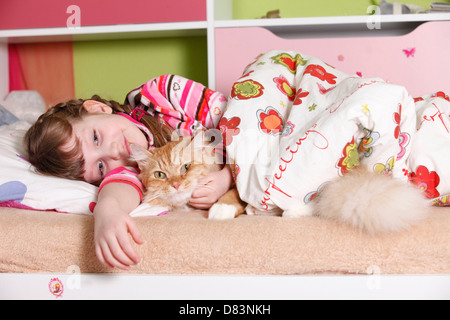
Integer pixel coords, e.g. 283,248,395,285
93,131,99,145
180,163,191,175
98,161,104,175
154,171,167,179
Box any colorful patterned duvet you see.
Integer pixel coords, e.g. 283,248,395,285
220,50,450,214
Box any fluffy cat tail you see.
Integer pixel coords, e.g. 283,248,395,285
313,167,429,235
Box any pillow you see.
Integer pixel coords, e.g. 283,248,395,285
0,122,167,216
0,104,20,126
2,90,46,124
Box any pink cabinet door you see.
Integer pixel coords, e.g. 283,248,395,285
0,0,206,29
215,22,450,97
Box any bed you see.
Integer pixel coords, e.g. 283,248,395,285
1,20,450,300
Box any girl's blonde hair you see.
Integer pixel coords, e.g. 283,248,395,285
24,95,173,183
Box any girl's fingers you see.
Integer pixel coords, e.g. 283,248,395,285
95,243,113,269
117,231,141,265
94,223,143,270
127,219,144,246
100,237,133,270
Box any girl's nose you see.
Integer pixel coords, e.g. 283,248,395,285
109,141,122,160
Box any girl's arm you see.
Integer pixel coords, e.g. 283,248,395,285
93,182,144,270
189,165,233,209
126,74,227,136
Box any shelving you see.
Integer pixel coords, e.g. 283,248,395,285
0,21,208,43
2,12,448,41
0,0,449,95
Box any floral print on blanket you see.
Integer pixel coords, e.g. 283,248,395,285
273,75,296,101
304,64,337,84
231,79,264,100
271,52,307,74
218,116,241,146
221,50,450,212
408,165,441,199
337,137,360,176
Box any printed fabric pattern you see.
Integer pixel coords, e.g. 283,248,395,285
222,50,450,213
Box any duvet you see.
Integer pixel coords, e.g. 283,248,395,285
219,50,450,214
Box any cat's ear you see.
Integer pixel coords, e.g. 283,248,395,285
130,144,151,170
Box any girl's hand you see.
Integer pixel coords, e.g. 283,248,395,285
189,165,233,210
94,204,143,270
93,183,143,270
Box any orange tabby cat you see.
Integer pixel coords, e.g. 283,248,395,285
130,133,246,218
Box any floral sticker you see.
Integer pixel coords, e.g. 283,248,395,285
231,79,264,100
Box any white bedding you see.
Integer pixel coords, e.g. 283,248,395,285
0,122,166,216
222,50,450,214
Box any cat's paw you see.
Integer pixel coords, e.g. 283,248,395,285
208,203,237,220
245,204,263,215
282,204,313,218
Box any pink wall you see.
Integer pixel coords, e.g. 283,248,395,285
0,0,206,29
215,21,450,97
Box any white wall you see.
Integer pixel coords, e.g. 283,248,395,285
0,42,8,100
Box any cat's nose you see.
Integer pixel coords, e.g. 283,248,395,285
172,182,181,190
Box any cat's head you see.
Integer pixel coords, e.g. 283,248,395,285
130,132,220,208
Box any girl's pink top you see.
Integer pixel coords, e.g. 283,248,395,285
98,74,227,199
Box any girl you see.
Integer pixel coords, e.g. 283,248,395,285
24,75,233,270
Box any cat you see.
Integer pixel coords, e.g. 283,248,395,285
130,132,246,218
132,134,428,234
281,166,429,234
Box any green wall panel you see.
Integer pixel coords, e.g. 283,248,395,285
73,36,208,102
232,0,443,19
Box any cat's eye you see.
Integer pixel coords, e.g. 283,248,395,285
180,163,191,175
154,171,167,179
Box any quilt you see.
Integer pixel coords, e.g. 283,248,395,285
220,50,450,214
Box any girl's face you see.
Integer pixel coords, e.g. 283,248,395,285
66,101,148,183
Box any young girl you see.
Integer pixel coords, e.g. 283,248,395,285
24,74,233,270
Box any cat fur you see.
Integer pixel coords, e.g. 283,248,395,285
130,134,245,216
286,166,429,234
132,135,428,234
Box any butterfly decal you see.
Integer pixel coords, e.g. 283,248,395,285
403,47,416,58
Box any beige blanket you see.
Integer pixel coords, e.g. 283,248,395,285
0,207,449,274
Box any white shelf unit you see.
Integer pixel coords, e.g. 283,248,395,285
1,1,450,300
2,273,450,300
0,0,449,95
